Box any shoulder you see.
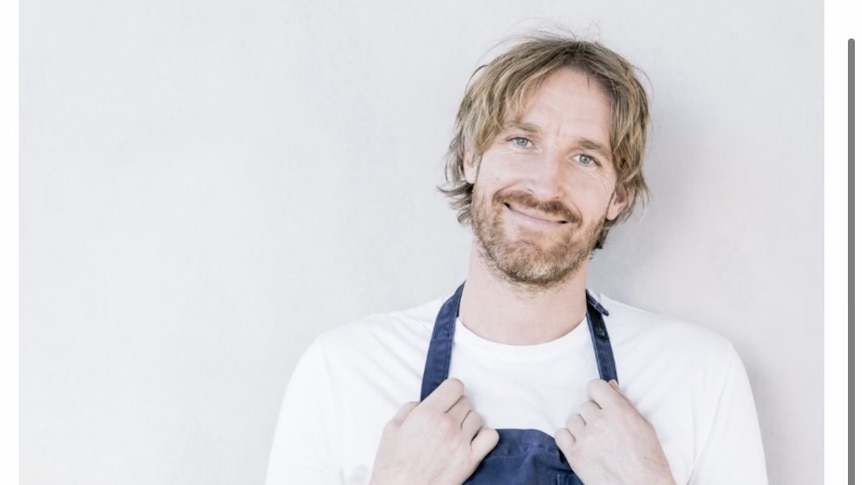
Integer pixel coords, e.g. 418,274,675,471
595,293,745,396
597,293,736,360
316,296,442,355
306,296,444,393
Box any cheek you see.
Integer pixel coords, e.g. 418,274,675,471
562,176,620,221
569,173,616,201
473,165,519,194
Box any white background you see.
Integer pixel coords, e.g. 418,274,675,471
19,1,827,484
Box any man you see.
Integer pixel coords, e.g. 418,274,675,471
265,34,768,484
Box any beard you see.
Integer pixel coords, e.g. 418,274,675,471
471,188,604,290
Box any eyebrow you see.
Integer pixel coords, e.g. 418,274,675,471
503,121,541,135
502,122,613,161
576,138,613,161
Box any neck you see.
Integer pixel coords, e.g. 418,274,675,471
459,240,590,345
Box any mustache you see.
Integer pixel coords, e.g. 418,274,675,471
493,190,580,224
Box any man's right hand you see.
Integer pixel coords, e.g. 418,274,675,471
369,378,499,485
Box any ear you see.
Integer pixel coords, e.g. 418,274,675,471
605,186,628,221
463,152,479,184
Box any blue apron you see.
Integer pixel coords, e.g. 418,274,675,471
420,283,618,485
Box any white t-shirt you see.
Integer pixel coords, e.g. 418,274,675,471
265,293,769,485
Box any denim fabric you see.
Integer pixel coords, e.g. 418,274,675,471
420,283,618,484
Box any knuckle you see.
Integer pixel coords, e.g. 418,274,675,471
395,402,415,418
569,445,585,463
591,414,609,430
412,405,434,422
381,420,402,439
578,430,598,448
451,450,474,474
436,416,460,439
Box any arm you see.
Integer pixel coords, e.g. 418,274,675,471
265,339,342,485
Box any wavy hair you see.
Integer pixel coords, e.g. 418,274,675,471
439,33,651,249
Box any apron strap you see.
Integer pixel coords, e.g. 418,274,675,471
586,295,617,382
420,283,464,400
419,284,618,400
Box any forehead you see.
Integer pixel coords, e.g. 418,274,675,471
503,68,612,138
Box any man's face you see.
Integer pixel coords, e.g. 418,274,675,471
464,68,626,289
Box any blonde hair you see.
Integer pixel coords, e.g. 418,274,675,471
440,33,651,249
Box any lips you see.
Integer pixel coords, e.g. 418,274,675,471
494,190,579,226
504,203,569,224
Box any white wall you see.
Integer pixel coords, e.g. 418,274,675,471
21,1,822,484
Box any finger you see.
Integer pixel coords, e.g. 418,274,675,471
470,427,499,461
608,379,635,406
565,412,587,436
554,427,576,452
461,410,482,438
391,401,419,424
422,378,465,411
577,399,601,423
586,378,625,409
446,395,472,423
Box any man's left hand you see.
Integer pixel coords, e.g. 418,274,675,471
554,379,676,485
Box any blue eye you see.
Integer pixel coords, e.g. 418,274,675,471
510,137,532,148
575,153,597,166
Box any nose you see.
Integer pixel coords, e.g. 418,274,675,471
527,146,568,201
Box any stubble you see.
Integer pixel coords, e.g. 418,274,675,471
471,189,603,291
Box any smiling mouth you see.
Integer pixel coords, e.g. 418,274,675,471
504,203,569,224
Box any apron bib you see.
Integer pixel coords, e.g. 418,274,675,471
420,283,618,485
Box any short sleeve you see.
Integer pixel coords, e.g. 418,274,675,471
689,346,769,485
265,339,343,485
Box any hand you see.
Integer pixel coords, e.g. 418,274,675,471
554,379,675,485
369,378,499,485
